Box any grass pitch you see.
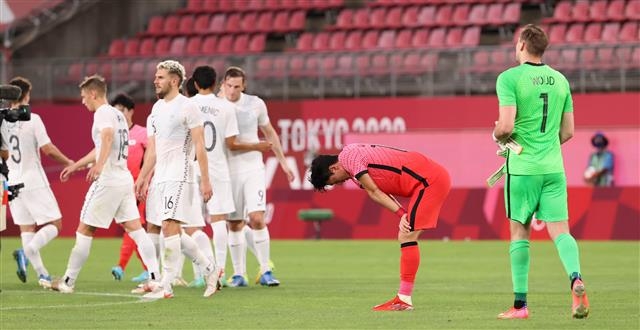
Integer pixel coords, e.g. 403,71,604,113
0,238,638,329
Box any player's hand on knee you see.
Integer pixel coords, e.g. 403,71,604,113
399,214,411,234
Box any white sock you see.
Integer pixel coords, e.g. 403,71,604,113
192,230,214,278
228,230,246,276
253,227,271,274
127,228,160,281
148,233,160,263
63,232,93,286
180,233,215,276
20,232,35,247
161,234,180,291
24,225,58,277
243,225,257,258
211,221,228,272
176,249,185,278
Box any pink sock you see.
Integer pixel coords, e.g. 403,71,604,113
399,280,415,296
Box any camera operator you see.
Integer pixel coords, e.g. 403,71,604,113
0,77,74,288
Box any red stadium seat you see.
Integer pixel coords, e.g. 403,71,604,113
255,11,273,33
145,16,164,36
321,55,338,73
296,33,314,52
139,38,155,56
353,9,369,29
544,1,571,23
333,9,353,30
155,37,171,55
193,14,210,33
329,31,346,50
225,13,241,31
619,21,638,43
279,0,298,10
217,35,233,53
355,54,370,75
124,39,140,56
361,30,379,49
485,3,504,26
232,34,249,53
606,0,625,21
451,4,470,26
289,10,306,32
386,6,403,29
289,54,306,77
345,30,363,50
468,4,487,26
626,0,640,20
303,55,321,77
218,0,234,12
502,3,521,25
313,32,330,51
255,57,273,79
264,0,279,10
558,49,579,70
580,48,597,69
630,47,640,68
411,29,429,47
434,5,453,26
336,54,353,76
273,11,289,33
209,14,226,33
378,30,396,49
248,34,266,53
461,26,480,47
427,27,446,48
601,22,621,43
178,15,195,35
395,28,412,48
445,27,463,47
184,0,203,14
369,53,388,76
417,6,436,27
589,0,608,22
108,39,125,57
186,36,202,55
565,23,585,44
66,63,83,82
571,1,590,22
402,6,419,28
370,8,386,29
163,15,180,36
241,12,258,32
202,35,218,53
169,37,186,55
247,0,265,11
203,0,217,12
583,23,602,44
547,24,567,44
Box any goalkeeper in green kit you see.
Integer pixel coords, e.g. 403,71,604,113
492,24,589,320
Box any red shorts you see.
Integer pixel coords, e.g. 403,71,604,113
405,161,451,231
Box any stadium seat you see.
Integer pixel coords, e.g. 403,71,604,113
225,13,241,31
451,4,470,26
571,1,590,22
369,53,388,76
279,0,298,10
183,0,203,14
255,57,274,79
289,54,306,77
178,15,195,35
313,32,330,51
248,0,265,11
417,6,436,27
386,6,403,29
402,6,419,28
289,10,306,32
186,36,203,55
296,32,313,51
445,27,463,47
589,0,608,22
353,9,369,29
241,12,258,32
547,24,567,44
272,56,288,77
336,54,353,76
355,54,370,75
169,37,186,55
558,49,579,70
370,8,386,29
485,3,504,26
580,48,597,69
302,55,321,77
378,30,396,49
217,35,233,53
264,0,279,10
218,0,234,12
461,26,480,47
619,21,638,43
333,9,353,30
321,55,338,74
411,29,429,47
565,23,585,44
626,0,640,20
145,16,164,36
395,28,412,48
108,39,125,57
502,3,521,25
255,11,273,33
155,37,171,55
202,0,217,12
434,5,454,26
66,62,83,82
248,34,266,53
139,38,155,56
630,47,640,68
583,23,603,44
232,34,249,53
202,35,218,54
345,30,363,50
427,27,446,48
205,14,227,33
543,1,571,23
468,4,487,26
163,15,180,36
124,39,140,56
606,0,625,21
329,31,346,50
361,30,379,49
193,14,210,33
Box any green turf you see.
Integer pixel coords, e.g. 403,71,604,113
0,238,638,329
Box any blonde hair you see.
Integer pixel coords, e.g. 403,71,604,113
79,74,107,96
157,60,186,87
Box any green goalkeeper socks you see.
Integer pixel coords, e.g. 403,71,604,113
510,240,530,296
554,233,581,279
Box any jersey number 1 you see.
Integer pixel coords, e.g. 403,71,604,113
539,93,548,133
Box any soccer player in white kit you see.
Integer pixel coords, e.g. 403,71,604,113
0,77,74,288
221,67,294,287
134,60,219,299
52,75,160,294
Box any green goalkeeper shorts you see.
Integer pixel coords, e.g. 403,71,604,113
504,173,568,224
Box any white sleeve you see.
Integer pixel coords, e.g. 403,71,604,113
256,98,270,127
32,115,52,148
184,102,203,129
1,124,8,151
224,109,239,138
94,107,114,131
146,114,155,137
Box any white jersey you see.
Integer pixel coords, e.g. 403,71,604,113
225,93,270,174
191,93,238,182
150,93,203,183
92,104,133,186
0,113,51,191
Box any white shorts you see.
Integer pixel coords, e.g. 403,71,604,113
206,179,235,216
228,169,266,220
145,183,161,227
156,181,204,226
80,183,139,229
9,186,62,226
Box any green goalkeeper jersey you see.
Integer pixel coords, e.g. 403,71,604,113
496,62,573,175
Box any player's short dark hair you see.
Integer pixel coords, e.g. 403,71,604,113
223,66,246,83
9,76,32,103
79,74,107,95
519,24,548,57
111,93,135,110
184,77,197,97
192,66,217,90
309,155,339,192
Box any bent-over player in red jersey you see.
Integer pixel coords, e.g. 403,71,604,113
310,143,451,311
